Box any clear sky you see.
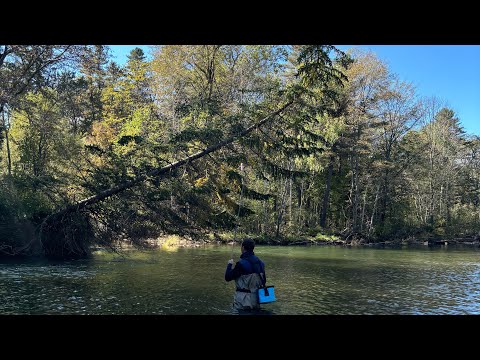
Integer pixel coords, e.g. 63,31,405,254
110,45,153,63
338,45,480,136
110,45,480,136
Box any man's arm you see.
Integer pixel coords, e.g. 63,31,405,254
225,261,243,281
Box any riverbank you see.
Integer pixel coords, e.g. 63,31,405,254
145,232,480,250
4,232,478,260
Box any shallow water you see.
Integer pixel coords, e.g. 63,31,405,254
1,245,479,314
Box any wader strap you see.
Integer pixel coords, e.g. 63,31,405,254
236,288,251,293
246,257,266,288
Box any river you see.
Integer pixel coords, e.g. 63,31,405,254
1,245,479,314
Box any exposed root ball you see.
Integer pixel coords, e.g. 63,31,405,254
40,211,95,259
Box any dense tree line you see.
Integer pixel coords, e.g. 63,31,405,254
1,45,478,258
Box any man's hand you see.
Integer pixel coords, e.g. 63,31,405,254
228,259,234,265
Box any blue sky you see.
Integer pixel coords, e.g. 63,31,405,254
110,45,153,63
110,45,480,136
338,45,480,136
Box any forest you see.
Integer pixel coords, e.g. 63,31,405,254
1,45,479,259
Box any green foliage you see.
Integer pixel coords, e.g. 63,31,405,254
296,45,351,90
1,44,479,258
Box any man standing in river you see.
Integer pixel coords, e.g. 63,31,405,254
225,238,266,312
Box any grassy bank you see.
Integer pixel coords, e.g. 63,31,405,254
143,231,480,250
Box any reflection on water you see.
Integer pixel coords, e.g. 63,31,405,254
0,245,479,314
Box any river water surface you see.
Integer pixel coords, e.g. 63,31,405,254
1,245,479,314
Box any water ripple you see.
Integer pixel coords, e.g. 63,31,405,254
1,246,479,314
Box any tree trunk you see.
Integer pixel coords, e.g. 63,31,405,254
320,147,335,228
446,181,451,232
289,174,292,227
369,183,381,234
350,152,359,233
360,181,368,233
296,181,303,230
5,127,11,176
379,169,389,227
428,129,436,227
275,178,288,238
2,108,12,176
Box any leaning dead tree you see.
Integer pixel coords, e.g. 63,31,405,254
35,101,294,257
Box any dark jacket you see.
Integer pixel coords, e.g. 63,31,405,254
225,250,266,284
225,250,266,310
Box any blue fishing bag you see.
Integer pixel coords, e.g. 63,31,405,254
258,286,276,304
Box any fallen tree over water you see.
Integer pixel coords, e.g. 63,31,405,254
33,102,294,258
